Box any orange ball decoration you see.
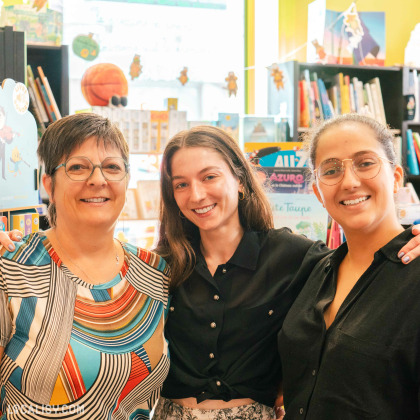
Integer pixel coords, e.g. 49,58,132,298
81,63,128,106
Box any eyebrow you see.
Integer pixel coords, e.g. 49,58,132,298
171,166,222,180
320,150,379,163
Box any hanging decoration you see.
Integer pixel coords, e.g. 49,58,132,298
72,33,100,61
343,3,364,52
178,67,189,85
225,71,238,97
81,63,128,107
270,64,285,91
32,0,48,12
129,54,143,80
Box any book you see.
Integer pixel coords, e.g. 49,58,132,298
341,74,351,114
27,86,46,135
0,216,7,231
27,65,49,123
245,142,307,167
317,78,333,119
31,213,39,233
35,77,54,122
268,192,328,242
406,129,420,175
37,66,62,120
363,83,376,120
299,79,310,128
243,117,276,143
261,167,311,193
217,113,239,141
369,77,387,125
136,180,160,219
412,132,420,165
12,214,25,234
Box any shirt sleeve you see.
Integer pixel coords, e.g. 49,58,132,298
0,256,12,348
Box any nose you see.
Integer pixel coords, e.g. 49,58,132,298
88,165,107,184
190,181,206,202
340,160,361,189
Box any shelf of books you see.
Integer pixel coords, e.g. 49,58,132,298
268,61,404,141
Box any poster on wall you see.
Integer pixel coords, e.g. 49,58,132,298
307,2,385,66
0,0,63,46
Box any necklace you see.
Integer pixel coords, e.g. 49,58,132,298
54,231,120,284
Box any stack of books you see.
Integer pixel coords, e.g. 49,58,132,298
1,212,39,236
26,65,62,134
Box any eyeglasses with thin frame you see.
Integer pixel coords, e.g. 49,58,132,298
52,156,130,182
314,153,394,186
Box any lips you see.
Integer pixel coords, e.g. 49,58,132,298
81,197,109,203
340,196,370,206
193,204,216,214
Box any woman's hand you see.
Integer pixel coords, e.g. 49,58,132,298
398,225,420,264
0,230,22,252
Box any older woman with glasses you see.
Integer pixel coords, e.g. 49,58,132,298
0,114,169,419
279,114,420,419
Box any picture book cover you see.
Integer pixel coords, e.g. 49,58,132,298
0,79,39,210
260,167,311,194
245,142,307,168
268,192,328,242
243,116,275,143
217,113,239,141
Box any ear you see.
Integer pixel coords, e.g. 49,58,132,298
393,165,404,193
312,181,325,208
42,174,54,202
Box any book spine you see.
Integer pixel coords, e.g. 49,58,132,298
27,85,46,133
412,132,420,165
37,66,62,120
370,77,387,125
406,129,420,175
299,80,310,128
4,26,14,80
0,29,5,82
27,67,49,123
13,30,25,83
36,77,56,121
317,79,333,119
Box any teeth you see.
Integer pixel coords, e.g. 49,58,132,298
82,198,107,203
342,196,369,206
194,204,215,214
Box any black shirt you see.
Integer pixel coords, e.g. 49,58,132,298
279,228,420,420
161,228,330,407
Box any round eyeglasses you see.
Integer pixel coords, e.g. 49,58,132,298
52,156,130,182
315,153,394,186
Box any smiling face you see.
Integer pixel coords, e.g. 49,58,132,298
170,146,242,236
43,136,128,231
312,122,403,236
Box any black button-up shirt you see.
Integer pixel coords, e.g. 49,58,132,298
279,228,420,419
162,228,330,407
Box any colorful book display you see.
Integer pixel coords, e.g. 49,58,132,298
406,129,420,175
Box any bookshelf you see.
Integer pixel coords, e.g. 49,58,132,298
26,45,69,117
284,62,404,140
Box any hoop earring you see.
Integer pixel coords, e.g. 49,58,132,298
238,191,245,201
179,210,186,219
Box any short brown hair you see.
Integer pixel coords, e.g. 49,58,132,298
38,113,129,227
155,125,273,289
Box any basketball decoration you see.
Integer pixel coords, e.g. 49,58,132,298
81,63,128,107
72,33,100,61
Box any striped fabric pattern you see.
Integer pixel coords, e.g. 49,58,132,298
0,233,170,419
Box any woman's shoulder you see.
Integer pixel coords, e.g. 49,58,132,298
123,242,170,276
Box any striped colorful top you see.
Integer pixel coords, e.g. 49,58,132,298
0,232,170,419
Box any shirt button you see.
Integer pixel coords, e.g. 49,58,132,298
209,353,215,359
299,408,304,415
268,309,274,316
213,294,220,301
210,322,217,328
222,268,227,274
216,380,221,386
312,369,316,376
169,306,174,312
